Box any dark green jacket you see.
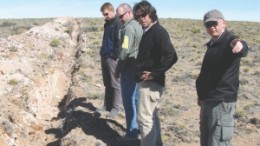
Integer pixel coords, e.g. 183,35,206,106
116,19,143,75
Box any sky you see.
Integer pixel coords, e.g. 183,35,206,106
0,0,260,22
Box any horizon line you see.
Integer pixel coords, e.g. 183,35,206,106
0,16,259,23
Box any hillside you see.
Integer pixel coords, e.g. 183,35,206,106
0,17,259,146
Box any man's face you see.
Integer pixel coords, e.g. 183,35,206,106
135,9,152,28
117,7,128,24
205,19,226,39
102,9,114,21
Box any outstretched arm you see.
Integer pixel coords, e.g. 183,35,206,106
230,38,248,57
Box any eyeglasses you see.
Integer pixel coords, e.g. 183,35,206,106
118,12,127,19
205,21,218,28
135,13,147,20
103,12,109,16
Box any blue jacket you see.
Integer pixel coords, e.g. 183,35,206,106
100,16,122,59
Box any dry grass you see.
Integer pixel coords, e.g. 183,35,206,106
1,17,259,146
80,18,260,146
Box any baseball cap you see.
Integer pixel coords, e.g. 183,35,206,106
204,9,224,23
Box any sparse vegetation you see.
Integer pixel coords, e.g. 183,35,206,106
0,17,259,146
63,21,74,36
234,109,246,119
8,79,18,85
243,67,250,73
0,18,53,38
8,46,18,52
49,39,60,47
253,70,260,76
191,27,201,33
80,17,260,145
0,21,16,27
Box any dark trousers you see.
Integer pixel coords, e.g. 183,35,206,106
101,57,122,111
200,101,236,146
121,68,138,138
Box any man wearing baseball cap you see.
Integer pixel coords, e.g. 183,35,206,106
196,9,249,146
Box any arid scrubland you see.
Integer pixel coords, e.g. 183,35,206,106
0,18,259,146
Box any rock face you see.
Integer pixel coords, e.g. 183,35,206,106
0,17,124,146
0,17,81,146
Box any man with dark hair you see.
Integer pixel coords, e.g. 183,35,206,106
98,2,122,118
196,9,248,146
133,1,178,146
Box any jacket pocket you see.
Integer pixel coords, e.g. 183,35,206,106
149,90,160,102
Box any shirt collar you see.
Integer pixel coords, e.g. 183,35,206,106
143,21,157,32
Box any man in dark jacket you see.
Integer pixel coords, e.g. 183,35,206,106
196,9,248,146
133,1,178,146
98,2,122,118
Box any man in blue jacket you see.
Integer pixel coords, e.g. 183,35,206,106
196,9,248,146
99,2,122,118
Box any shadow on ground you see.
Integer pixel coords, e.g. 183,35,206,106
45,97,140,146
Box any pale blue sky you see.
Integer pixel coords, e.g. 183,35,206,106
0,0,259,22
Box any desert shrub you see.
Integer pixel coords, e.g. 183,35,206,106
243,68,249,73
93,41,100,46
33,22,40,25
1,54,9,58
63,22,74,36
9,46,18,52
12,26,29,34
191,27,201,33
241,59,255,67
239,78,249,85
250,118,260,126
253,70,260,76
50,39,60,47
65,28,72,35
81,26,102,33
21,25,32,30
173,104,181,109
1,21,16,27
234,109,246,120
8,79,18,85
81,75,93,83
172,72,195,83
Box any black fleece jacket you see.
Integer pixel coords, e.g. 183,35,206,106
196,29,248,102
136,22,178,86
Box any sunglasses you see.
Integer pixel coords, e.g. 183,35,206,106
118,12,127,19
103,12,109,16
135,13,147,19
205,21,218,28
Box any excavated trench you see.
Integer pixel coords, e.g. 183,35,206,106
46,18,134,146
0,17,127,146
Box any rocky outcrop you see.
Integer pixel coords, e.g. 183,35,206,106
0,17,81,146
0,16,123,146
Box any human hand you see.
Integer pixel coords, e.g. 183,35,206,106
231,39,243,54
140,71,153,81
114,71,120,79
